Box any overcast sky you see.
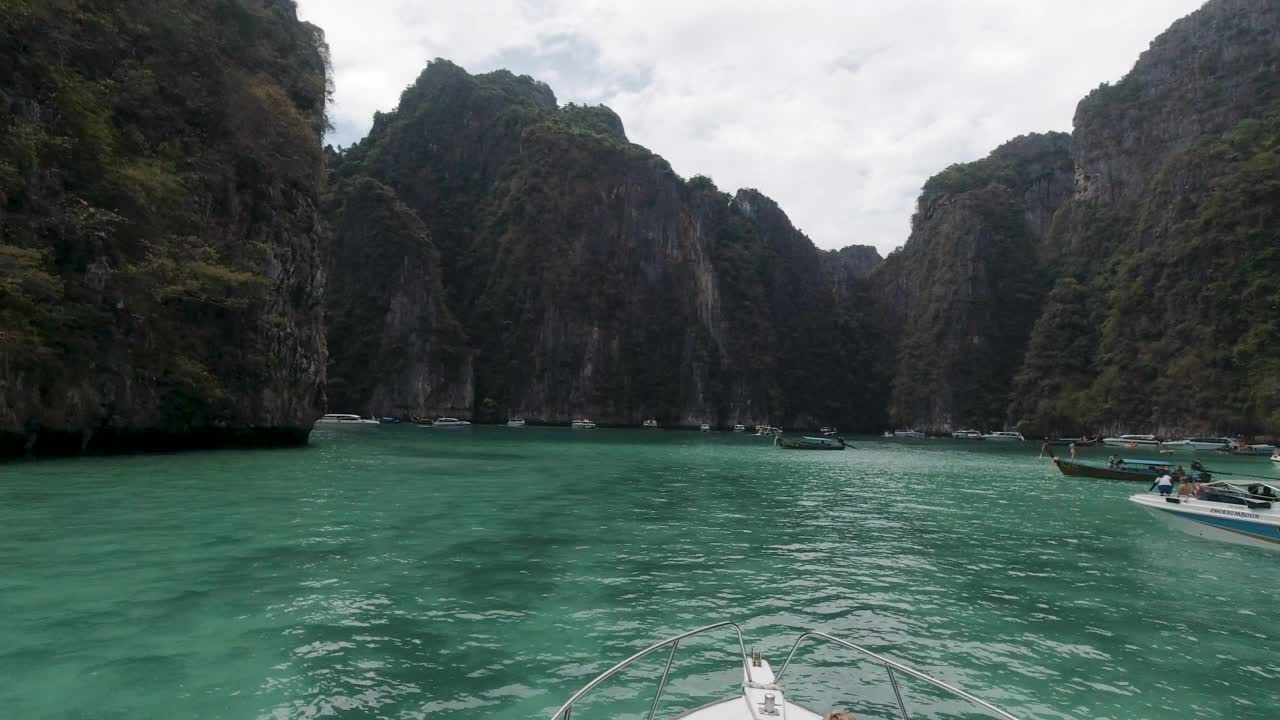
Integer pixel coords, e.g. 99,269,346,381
296,0,1204,254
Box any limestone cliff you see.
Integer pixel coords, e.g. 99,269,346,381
1010,0,1280,436
873,133,1074,432
325,61,884,428
0,0,329,457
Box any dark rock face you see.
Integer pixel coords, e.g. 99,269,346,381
1010,0,1280,437
872,134,1074,432
323,178,471,419
325,60,884,429
826,245,882,282
0,0,329,457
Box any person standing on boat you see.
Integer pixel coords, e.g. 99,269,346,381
1069,442,1078,460
1108,454,1121,469
1151,472,1174,496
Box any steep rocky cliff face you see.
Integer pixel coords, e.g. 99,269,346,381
325,61,885,428
1010,0,1280,436
323,177,471,419
874,0,1280,437
873,133,1074,432
0,0,329,457
826,245,882,283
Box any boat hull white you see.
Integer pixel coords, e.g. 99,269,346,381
1130,494,1280,552
1102,437,1160,447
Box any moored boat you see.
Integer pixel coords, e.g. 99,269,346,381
699,423,711,432
776,435,847,450
1226,443,1278,456
548,622,1021,720
952,429,983,439
1130,481,1280,552
982,431,1025,442
316,413,379,425
894,429,926,439
1045,436,1097,447
1102,434,1161,447
642,418,659,429
1053,457,1184,482
732,424,747,432
430,417,471,428
506,418,526,427
1162,436,1234,452
570,418,597,429
755,425,781,436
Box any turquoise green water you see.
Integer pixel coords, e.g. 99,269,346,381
2,429,1279,720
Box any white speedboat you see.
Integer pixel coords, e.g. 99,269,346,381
700,423,711,432
732,424,747,432
430,417,471,428
549,622,1020,720
755,425,781,436
643,418,659,429
1102,434,1160,447
571,419,597,429
1231,443,1278,456
952,429,983,439
981,431,1024,441
506,419,526,427
1162,436,1233,451
1130,481,1280,552
894,429,926,439
315,413,379,425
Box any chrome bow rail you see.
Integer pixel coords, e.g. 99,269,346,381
548,622,1021,720
775,630,1021,720
550,621,750,720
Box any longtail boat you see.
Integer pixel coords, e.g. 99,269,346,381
1053,457,1185,482
775,435,847,450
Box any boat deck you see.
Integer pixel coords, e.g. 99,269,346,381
671,697,823,720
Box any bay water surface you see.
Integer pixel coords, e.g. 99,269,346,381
2,427,1278,719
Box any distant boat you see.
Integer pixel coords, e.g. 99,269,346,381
431,417,471,428
952,429,983,439
1226,443,1278,456
1102,434,1160,447
982,431,1025,442
642,418,659,429
893,430,926,439
316,413,379,425
571,419,597,429
378,416,400,424
506,419,526,427
732,424,747,432
755,425,781,436
699,423,711,432
1162,436,1233,451
1045,437,1098,447
1053,457,1183,482
776,435,847,450
818,426,838,436
882,431,894,438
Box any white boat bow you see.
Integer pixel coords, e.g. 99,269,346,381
549,622,1020,720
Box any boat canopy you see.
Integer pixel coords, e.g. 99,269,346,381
1120,458,1176,467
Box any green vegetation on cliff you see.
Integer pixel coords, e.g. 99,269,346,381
0,0,330,456
324,60,886,428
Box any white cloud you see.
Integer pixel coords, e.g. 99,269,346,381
297,0,1205,253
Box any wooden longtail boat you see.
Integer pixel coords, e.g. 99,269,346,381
776,435,847,450
1052,457,1183,481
